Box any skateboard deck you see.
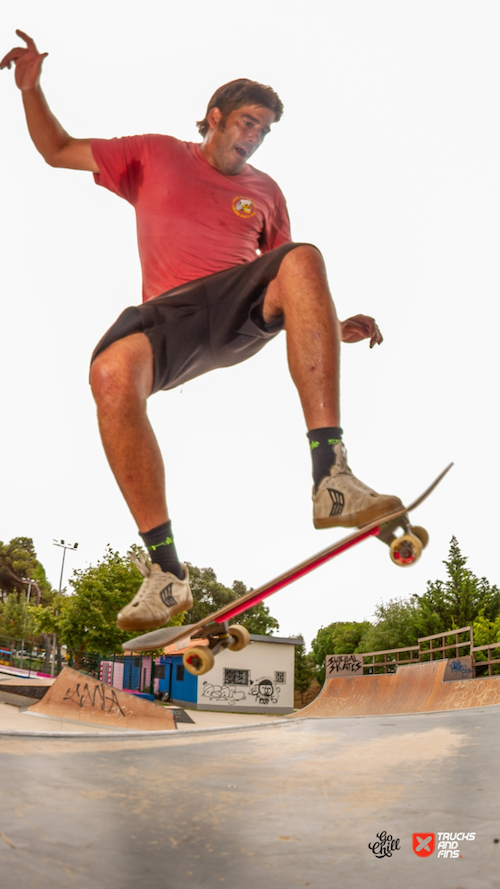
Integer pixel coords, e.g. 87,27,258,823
123,463,453,674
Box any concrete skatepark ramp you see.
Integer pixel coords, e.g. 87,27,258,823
296,660,500,718
27,666,176,731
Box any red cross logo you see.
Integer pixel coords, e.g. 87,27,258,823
412,833,435,857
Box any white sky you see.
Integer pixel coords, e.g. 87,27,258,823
1,1,499,647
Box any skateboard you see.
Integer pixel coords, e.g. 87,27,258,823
123,463,453,676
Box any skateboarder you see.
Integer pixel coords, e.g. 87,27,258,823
2,31,403,633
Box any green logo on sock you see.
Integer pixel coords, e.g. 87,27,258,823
309,440,320,450
149,536,173,552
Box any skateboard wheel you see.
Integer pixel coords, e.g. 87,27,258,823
183,646,215,676
389,533,423,566
228,625,250,651
410,525,429,549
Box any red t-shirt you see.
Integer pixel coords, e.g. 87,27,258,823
91,135,292,302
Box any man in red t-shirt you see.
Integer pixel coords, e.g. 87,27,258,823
91,133,292,300
2,31,403,632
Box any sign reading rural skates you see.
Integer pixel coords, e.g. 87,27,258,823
325,654,363,676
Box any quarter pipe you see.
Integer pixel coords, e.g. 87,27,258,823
294,659,500,718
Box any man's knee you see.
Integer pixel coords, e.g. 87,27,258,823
265,244,329,318
280,244,325,278
90,348,126,406
90,333,154,404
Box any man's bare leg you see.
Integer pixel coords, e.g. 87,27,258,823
263,245,340,430
90,332,192,631
90,332,167,532
263,244,402,527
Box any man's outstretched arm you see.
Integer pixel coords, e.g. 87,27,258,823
1,29,98,172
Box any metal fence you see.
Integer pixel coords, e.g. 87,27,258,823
0,636,163,696
0,638,53,676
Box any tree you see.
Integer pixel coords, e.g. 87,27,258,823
0,592,36,643
182,565,279,635
473,612,500,646
310,621,370,684
358,598,420,654
414,537,500,637
472,611,500,675
0,537,53,605
294,636,315,704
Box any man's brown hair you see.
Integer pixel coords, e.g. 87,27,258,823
196,79,284,137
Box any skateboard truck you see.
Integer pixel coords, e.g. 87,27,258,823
377,516,430,566
182,621,250,676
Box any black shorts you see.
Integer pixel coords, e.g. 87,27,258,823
91,242,308,394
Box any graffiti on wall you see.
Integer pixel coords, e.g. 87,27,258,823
62,681,131,718
250,677,281,705
201,682,247,703
444,656,473,681
201,675,283,706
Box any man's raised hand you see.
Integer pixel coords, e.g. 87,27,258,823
340,314,383,349
0,30,48,90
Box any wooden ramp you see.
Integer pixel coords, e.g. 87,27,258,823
294,660,500,718
27,666,176,731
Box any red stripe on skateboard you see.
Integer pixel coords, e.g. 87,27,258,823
216,526,380,623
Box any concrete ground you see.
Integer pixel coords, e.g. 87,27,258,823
1,670,499,889
1,704,500,888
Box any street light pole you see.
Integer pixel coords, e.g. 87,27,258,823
53,539,79,593
51,539,79,677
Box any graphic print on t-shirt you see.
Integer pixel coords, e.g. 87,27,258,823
232,196,256,218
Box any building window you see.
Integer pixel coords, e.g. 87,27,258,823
223,668,250,686
275,671,286,684
156,665,165,680
176,664,185,682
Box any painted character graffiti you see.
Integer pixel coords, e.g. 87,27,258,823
250,677,280,705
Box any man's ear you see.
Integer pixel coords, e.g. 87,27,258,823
207,106,222,129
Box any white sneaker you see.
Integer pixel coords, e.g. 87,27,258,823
117,554,193,631
313,442,403,529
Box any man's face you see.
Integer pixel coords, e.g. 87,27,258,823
202,103,276,175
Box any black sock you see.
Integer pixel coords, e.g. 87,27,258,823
307,427,343,490
139,521,184,579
